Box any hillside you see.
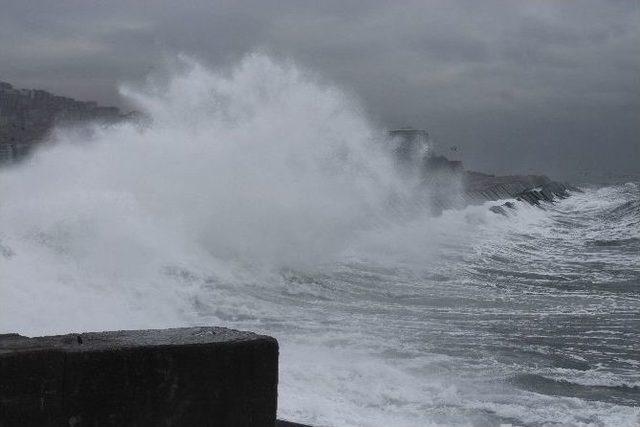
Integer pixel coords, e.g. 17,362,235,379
0,82,132,162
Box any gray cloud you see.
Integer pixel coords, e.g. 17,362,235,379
1,0,638,180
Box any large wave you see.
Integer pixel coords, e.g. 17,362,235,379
0,54,414,333
1,55,638,426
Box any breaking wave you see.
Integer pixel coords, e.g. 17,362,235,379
1,55,638,426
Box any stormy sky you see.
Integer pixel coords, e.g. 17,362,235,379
1,1,638,180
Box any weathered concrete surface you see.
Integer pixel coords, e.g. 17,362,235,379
275,421,312,427
0,327,278,426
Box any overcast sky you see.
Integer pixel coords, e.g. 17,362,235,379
1,0,638,180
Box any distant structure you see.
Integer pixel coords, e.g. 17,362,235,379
0,81,134,163
388,128,429,163
388,128,462,172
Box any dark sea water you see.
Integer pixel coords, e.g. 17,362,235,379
1,56,638,426
214,182,640,426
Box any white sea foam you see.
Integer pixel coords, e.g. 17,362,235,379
1,54,638,426
0,54,408,333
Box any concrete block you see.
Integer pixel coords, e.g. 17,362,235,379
0,327,278,426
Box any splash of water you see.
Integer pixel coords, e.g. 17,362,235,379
1,54,639,426
0,54,418,334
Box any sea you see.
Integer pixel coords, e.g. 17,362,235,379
1,55,638,426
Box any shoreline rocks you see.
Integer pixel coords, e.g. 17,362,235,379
465,172,583,214
388,129,582,215
1,85,582,216
0,81,136,163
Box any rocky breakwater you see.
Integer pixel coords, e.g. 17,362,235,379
0,81,136,163
463,170,582,216
388,129,582,215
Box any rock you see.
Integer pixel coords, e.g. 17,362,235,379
489,205,508,216
0,327,278,426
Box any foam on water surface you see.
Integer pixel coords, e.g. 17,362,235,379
1,55,638,426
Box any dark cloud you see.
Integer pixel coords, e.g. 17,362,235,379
1,0,638,180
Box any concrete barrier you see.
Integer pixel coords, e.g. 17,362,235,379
0,327,278,426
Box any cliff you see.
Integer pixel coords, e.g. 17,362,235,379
0,81,134,163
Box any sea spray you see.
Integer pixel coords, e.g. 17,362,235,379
1,54,638,426
0,54,415,335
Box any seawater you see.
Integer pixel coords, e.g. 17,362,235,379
1,55,638,426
